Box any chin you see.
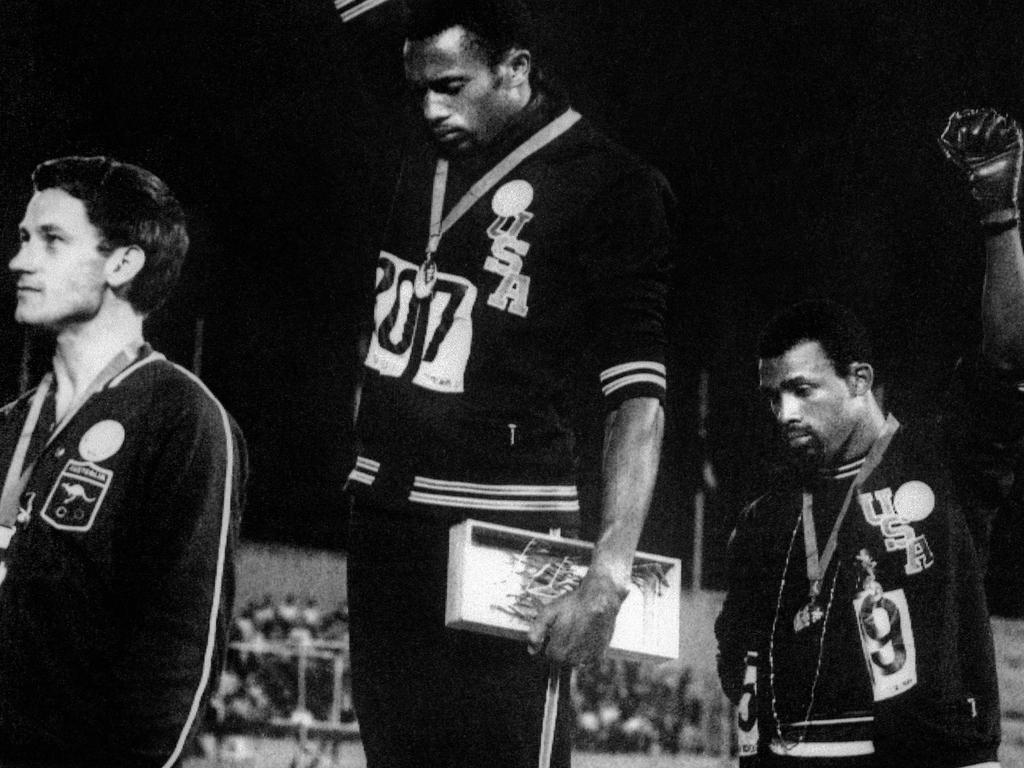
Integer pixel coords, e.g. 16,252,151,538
437,139,477,158
784,444,825,471
13,309,43,327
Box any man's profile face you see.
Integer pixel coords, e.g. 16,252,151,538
10,188,109,331
758,340,860,467
404,26,519,156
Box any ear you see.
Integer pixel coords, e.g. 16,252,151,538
104,245,145,289
845,362,874,396
501,47,531,88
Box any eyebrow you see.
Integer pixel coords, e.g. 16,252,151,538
415,74,467,89
760,375,813,394
20,223,67,236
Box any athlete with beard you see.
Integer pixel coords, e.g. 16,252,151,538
716,108,1024,768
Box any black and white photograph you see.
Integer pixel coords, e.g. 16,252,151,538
0,1,1022,766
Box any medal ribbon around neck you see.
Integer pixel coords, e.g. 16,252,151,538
415,108,582,299
800,413,901,606
0,344,144,529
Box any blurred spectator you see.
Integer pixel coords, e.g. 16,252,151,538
277,594,301,625
215,595,351,727
253,594,276,629
573,658,705,755
301,598,322,629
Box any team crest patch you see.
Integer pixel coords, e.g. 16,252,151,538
857,482,936,575
484,180,534,318
41,460,112,532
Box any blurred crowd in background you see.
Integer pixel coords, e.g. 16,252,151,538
207,593,732,758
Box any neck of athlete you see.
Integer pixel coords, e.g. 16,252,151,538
835,396,888,466
52,301,145,422
478,84,538,156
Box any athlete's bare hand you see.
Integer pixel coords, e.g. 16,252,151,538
527,569,626,666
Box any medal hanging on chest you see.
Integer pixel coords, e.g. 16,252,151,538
793,489,841,634
418,159,448,301
415,253,438,299
769,415,901,753
415,109,583,301
793,577,825,633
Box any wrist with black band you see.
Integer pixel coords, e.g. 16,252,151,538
980,208,1019,235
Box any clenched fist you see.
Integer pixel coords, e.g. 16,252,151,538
940,108,1023,222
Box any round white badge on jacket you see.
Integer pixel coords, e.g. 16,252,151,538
79,420,125,463
893,480,935,523
491,180,534,217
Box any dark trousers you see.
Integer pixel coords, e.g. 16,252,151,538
347,503,573,768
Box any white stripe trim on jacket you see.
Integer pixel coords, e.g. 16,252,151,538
161,363,236,768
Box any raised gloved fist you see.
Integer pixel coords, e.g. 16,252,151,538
940,108,1023,221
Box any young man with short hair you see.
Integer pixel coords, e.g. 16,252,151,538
0,156,247,767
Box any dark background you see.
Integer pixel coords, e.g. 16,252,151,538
1,0,1022,613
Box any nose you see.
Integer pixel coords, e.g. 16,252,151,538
9,240,32,275
776,392,801,424
422,90,449,125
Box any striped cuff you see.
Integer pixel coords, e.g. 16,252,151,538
347,456,380,487
409,476,580,514
600,361,666,405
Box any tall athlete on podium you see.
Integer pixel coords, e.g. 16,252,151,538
344,1,674,765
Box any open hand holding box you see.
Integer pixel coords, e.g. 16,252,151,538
445,519,681,662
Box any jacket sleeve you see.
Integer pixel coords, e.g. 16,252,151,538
942,354,1024,570
108,383,248,766
579,165,675,410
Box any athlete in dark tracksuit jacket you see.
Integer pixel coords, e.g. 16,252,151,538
347,84,673,768
0,347,247,767
716,381,1018,767
717,107,1024,768
348,90,671,529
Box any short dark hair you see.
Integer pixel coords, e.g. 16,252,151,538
757,299,875,376
31,155,189,316
402,0,536,69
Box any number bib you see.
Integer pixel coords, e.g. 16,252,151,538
853,586,917,701
366,252,477,393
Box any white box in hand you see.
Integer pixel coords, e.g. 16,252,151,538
445,519,681,662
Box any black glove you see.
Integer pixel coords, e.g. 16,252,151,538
940,108,1023,223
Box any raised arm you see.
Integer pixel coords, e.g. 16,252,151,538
940,107,1024,371
940,108,1024,568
